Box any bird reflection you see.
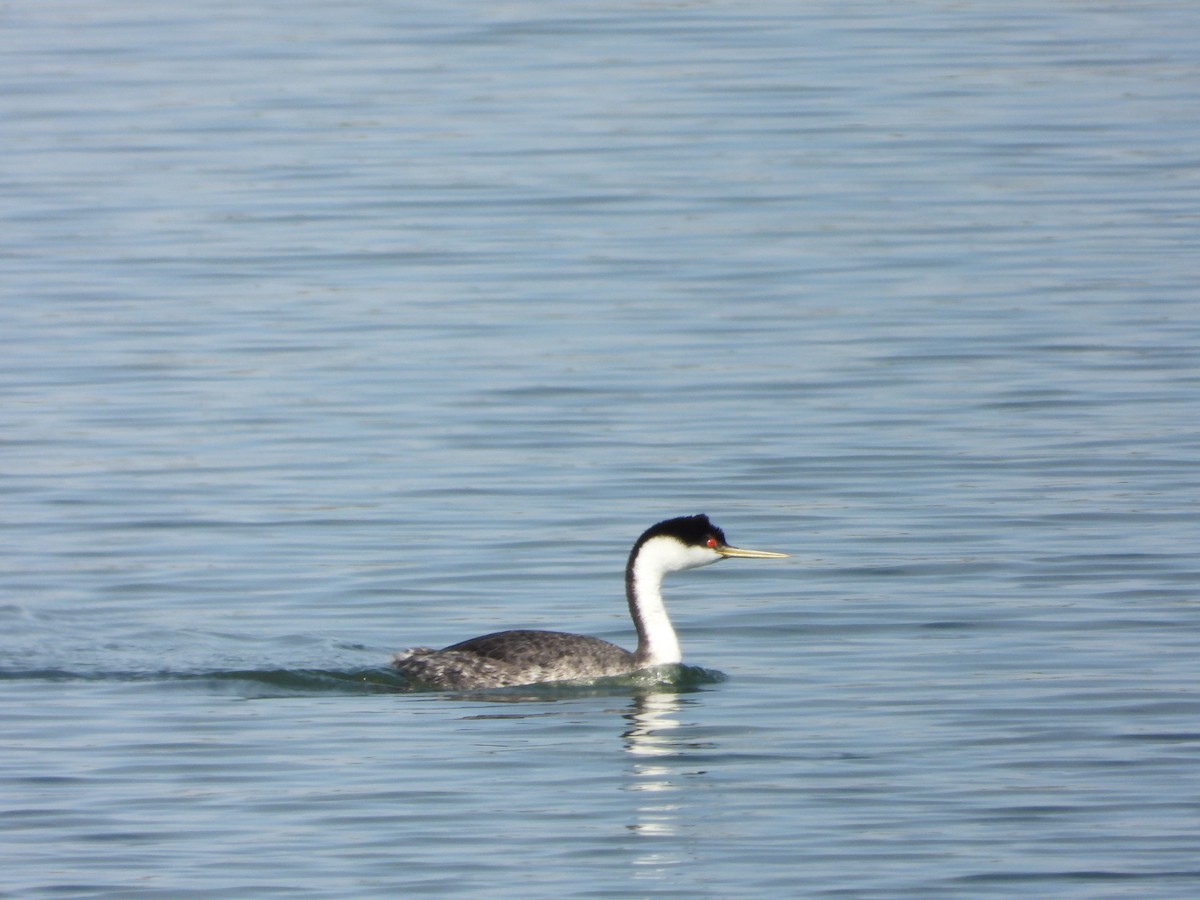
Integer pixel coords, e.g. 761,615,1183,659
622,692,689,840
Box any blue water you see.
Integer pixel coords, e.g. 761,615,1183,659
4,1,1199,896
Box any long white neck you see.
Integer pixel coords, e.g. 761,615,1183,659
626,536,720,667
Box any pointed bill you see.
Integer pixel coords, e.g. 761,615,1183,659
715,544,789,559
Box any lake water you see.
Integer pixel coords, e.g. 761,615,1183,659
3,1,1199,896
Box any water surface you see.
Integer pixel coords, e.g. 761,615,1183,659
3,1,1199,896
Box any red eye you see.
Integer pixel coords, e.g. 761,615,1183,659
706,536,718,548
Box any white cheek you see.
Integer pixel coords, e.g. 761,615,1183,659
682,544,722,569
640,537,721,573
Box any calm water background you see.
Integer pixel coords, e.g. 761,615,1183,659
3,1,1199,896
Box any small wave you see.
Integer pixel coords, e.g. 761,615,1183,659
0,663,725,700
0,666,409,696
202,666,414,695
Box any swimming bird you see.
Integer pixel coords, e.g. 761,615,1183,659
392,514,787,689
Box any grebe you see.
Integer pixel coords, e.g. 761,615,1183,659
392,514,787,690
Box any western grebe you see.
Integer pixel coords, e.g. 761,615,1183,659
392,514,787,690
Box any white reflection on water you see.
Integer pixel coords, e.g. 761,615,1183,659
622,692,688,842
